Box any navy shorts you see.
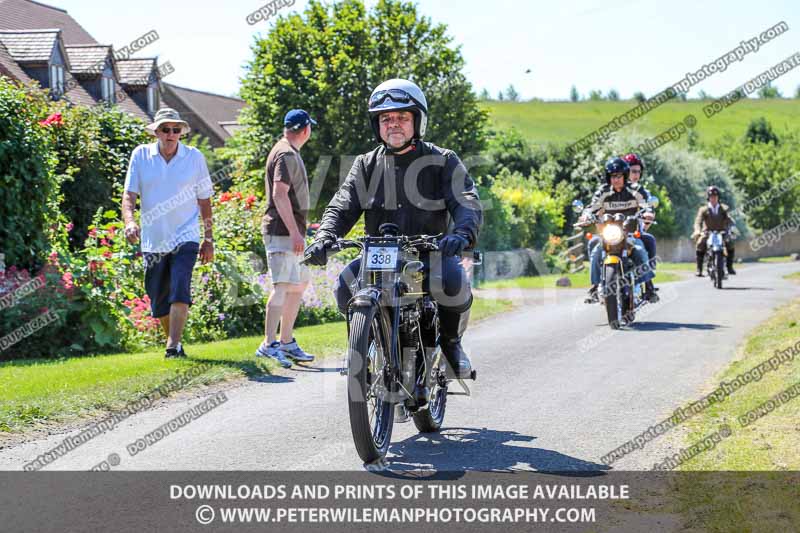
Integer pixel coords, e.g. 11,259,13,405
143,242,199,318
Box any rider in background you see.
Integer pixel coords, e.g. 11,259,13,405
623,153,658,279
303,78,482,379
693,186,736,277
581,157,657,304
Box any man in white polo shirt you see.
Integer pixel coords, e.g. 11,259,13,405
121,108,215,358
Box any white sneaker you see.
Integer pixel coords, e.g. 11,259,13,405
255,341,292,368
279,338,315,362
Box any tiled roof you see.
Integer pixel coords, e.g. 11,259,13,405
163,83,245,143
0,40,33,82
0,29,59,63
0,0,97,45
65,44,110,75
116,58,156,85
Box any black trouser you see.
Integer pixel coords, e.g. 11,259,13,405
334,254,473,318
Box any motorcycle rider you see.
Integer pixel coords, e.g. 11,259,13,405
581,157,657,303
304,79,482,379
693,186,736,276
623,153,657,272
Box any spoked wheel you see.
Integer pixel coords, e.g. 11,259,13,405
347,306,394,464
715,253,725,289
604,265,623,330
413,349,448,433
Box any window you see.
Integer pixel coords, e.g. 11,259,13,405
147,85,159,115
101,77,115,103
49,64,64,97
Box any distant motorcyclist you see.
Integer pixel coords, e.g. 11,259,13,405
693,186,736,276
581,157,657,304
303,78,483,379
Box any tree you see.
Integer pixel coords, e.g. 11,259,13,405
504,84,520,102
497,91,505,101
758,81,782,99
478,88,491,101
697,90,711,100
569,85,580,102
588,89,603,101
633,91,646,103
231,0,489,211
745,117,780,145
607,89,620,101
796,85,800,98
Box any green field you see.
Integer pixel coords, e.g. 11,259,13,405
482,99,800,147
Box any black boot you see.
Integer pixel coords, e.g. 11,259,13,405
727,249,736,275
644,281,659,303
438,308,474,380
585,284,599,304
696,252,704,277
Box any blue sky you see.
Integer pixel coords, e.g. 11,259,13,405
50,0,800,100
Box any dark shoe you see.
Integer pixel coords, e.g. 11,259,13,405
176,343,187,358
696,252,704,277
644,281,659,303
439,308,474,380
727,267,737,275
165,347,179,359
585,284,599,304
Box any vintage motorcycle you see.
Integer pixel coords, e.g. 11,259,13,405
307,223,478,464
573,198,658,330
704,230,729,289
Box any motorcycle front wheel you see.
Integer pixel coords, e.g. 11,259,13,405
715,252,725,289
347,306,394,464
604,265,623,329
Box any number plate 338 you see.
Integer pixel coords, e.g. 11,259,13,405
365,246,399,271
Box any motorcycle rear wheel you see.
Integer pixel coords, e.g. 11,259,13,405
715,252,725,289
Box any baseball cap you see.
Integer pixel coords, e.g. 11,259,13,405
284,109,318,130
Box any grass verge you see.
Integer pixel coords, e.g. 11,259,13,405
479,268,682,289
0,297,511,435
669,297,800,529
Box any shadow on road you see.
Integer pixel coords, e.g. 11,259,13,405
720,287,774,291
373,427,609,477
630,322,722,331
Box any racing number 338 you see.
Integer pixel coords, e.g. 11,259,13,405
365,246,399,270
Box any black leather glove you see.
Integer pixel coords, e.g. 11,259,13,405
439,234,469,257
303,239,333,266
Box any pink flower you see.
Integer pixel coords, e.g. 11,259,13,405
66,222,74,232
61,272,73,289
100,238,110,247
107,227,117,237
102,251,112,259
88,228,97,238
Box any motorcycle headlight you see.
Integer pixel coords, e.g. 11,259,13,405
602,225,624,245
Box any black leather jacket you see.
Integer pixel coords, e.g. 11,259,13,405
315,142,482,246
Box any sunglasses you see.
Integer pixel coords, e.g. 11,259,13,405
160,126,182,134
369,89,418,108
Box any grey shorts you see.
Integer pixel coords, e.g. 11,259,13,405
263,235,310,285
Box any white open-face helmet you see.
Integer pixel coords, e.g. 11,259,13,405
368,78,428,146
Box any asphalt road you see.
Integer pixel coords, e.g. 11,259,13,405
2,262,799,472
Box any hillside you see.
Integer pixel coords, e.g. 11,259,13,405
481,99,800,146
